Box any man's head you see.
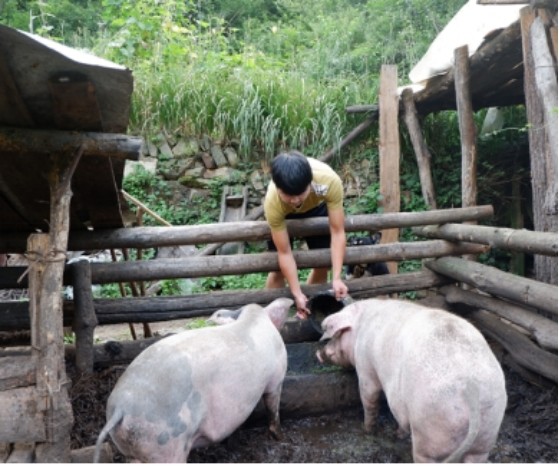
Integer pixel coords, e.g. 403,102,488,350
271,151,312,196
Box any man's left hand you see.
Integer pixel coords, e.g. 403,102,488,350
332,278,348,300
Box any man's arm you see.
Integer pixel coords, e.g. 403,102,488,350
328,207,349,299
271,229,309,316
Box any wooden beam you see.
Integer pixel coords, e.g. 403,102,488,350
0,126,141,161
469,309,557,382
86,241,487,285
0,270,452,330
425,256,558,314
0,205,495,253
413,224,557,255
441,284,557,350
0,240,488,289
378,64,401,274
402,88,437,209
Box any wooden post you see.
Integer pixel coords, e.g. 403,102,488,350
520,6,558,285
32,148,83,462
530,16,558,220
454,45,478,212
71,260,98,375
379,65,401,274
29,233,74,462
402,88,437,209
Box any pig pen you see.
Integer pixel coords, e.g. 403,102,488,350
69,335,557,463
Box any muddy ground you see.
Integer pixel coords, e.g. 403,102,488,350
70,338,557,464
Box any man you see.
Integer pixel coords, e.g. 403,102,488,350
263,150,348,319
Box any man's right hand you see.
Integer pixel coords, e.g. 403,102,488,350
294,292,310,319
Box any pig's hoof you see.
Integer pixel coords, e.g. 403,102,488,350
269,426,283,441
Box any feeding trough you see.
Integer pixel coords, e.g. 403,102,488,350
307,290,353,334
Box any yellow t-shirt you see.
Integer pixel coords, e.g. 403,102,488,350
264,157,343,232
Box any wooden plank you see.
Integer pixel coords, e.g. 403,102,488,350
0,387,46,442
378,65,400,274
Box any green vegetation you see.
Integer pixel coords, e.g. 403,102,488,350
2,0,530,293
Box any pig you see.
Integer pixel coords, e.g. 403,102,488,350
316,298,507,463
93,297,293,463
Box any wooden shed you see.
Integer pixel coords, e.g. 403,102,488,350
0,25,141,462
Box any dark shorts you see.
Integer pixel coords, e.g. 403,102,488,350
267,203,331,251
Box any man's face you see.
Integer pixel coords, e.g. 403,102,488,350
277,185,311,209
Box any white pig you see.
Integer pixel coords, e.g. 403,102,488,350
94,297,293,463
316,298,507,463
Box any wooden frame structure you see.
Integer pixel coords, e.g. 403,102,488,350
0,1,557,462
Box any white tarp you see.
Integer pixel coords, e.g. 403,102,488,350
20,29,125,70
407,0,523,87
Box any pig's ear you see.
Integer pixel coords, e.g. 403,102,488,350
320,320,352,341
265,297,294,329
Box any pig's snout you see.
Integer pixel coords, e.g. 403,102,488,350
316,342,332,364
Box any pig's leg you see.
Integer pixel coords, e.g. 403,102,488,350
262,384,283,440
357,374,383,433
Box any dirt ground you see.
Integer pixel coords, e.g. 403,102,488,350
69,323,558,464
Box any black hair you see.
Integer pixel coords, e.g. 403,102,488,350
271,151,313,195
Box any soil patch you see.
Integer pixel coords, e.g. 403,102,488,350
69,355,557,463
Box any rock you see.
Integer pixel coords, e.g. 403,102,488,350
210,144,229,167
158,140,174,160
200,134,211,151
224,147,240,168
124,157,158,178
173,138,200,158
146,140,158,157
250,170,267,192
201,152,217,169
203,167,235,180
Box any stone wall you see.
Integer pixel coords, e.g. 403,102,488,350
124,132,378,218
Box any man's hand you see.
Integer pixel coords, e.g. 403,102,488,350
294,292,310,319
332,278,348,300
